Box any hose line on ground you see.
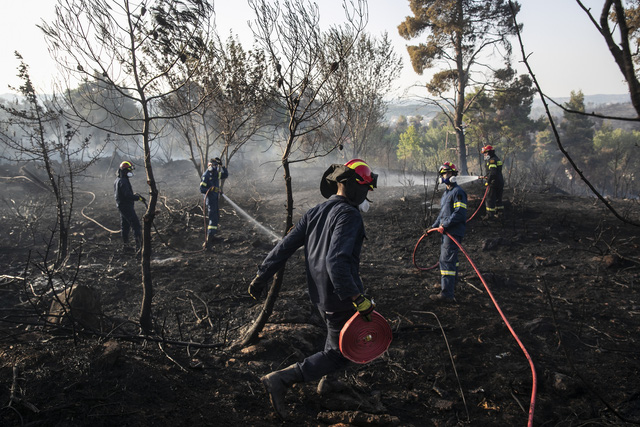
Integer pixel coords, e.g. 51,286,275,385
78,190,120,234
425,226,537,427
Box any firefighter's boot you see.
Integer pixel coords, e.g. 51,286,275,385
260,364,303,419
204,234,215,251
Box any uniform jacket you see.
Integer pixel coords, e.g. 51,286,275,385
200,166,229,197
486,154,504,186
114,175,138,209
432,183,467,237
257,195,366,312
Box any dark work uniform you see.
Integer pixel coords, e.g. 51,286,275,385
114,171,142,245
255,195,365,381
200,165,229,238
485,153,504,217
431,183,467,299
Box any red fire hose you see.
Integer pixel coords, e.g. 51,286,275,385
467,182,490,222
424,227,538,427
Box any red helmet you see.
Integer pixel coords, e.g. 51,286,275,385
119,161,134,171
481,145,494,154
438,162,458,176
345,159,377,190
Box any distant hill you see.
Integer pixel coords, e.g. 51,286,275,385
530,93,634,119
385,102,441,122
385,93,635,124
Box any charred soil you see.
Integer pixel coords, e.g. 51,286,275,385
1,162,640,426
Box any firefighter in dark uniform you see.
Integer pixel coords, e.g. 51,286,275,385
430,162,467,303
200,157,229,250
481,145,504,219
247,159,377,419
114,161,145,253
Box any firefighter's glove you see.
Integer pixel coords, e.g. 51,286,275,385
353,294,375,321
135,194,146,202
430,226,444,234
248,275,268,300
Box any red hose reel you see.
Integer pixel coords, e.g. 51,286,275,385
339,311,392,364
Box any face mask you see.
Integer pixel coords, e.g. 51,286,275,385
127,171,134,177
439,175,456,185
484,154,490,161
208,165,213,172
359,199,370,213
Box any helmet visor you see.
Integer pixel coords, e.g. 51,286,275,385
357,172,378,190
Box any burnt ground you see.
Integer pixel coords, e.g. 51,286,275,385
1,161,640,426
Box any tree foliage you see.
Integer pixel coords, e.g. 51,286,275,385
398,0,521,174
593,123,640,197
464,66,539,178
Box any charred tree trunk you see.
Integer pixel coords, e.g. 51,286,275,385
139,114,158,334
241,137,296,346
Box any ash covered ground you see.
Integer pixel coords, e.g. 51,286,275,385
1,160,639,426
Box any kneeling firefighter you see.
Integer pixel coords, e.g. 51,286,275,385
247,159,378,419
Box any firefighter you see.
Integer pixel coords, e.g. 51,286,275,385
200,157,229,250
247,159,378,419
430,162,467,303
114,161,145,253
481,145,504,219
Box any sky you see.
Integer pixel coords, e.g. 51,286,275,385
0,0,631,99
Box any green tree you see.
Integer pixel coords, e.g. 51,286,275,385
560,91,595,166
593,123,640,197
556,91,595,193
423,115,454,171
465,68,538,179
398,0,521,174
397,125,424,169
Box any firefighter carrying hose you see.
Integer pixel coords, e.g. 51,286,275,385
430,162,467,303
247,159,378,419
200,157,228,250
480,145,504,219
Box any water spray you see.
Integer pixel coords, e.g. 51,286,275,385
451,175,483,186
222,194,281,243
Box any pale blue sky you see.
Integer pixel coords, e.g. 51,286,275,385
0,0,630,98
